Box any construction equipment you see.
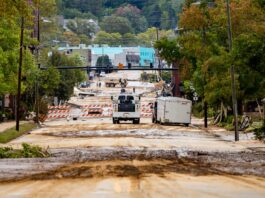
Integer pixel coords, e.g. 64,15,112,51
105,78,120,87
105,78,127,88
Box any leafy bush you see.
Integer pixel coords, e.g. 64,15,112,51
254,126,265,141
0,143,50,158
161,71,171,83
192,102,204,118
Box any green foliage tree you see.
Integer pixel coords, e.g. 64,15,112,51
66,18,96,38
62,8,96,19
115,4,148,33
94,31,122,46
155,37,183,96
96,55,112,73
62,0,104,17
174,0,265,120
137,28,175,47
100,16,133,35
48,51,86,101
0,1,37,96
232,33,265,100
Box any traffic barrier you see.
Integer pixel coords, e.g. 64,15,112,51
141,113,153,118
48,105,70,110
82,104,112,108
48,110,70,114
82,109,103,113
141,103,153,108
80,114,112,118
141,109,153,113
47,114,67,119
46,103,155,121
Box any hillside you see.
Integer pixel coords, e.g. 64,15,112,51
58,0,184,32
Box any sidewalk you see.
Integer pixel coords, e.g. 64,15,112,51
0,121,28,134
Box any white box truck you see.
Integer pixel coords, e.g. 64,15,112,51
152,97,192,126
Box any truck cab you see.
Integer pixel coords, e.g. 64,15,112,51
112,93,141,124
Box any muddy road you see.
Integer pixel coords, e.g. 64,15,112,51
0,119,265,197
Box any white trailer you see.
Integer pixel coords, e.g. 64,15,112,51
152,97,192,126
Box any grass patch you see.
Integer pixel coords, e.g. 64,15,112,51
0,143,50,158
0,123,36,143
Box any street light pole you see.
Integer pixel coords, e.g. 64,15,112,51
16,17,24,131
226,0,239,141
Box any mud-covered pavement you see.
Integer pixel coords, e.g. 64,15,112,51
1,71,265,197
1,119,265,197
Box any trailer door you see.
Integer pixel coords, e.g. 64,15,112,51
164,100,177,123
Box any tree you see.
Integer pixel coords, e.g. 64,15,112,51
122,33,138,46
0,1,37,96
96,55,112,73
66,18,96,38
48,51,86,101
232,33,265,100
62,8,96,19
115,4,148,33
63,0,104,17
143,3,162,28
155,37,183,96
176,0,265,120
63,31,80,45
100,16,133,35
94,31,123,46
137,28,175,47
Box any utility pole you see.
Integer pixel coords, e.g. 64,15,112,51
35,5,40,125
202,27,208,128
226,0,239,141
16,17,24,131
156,28,162,77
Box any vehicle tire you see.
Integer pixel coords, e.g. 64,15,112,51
133,119,140,124
117,120,120,124
185,123,189,127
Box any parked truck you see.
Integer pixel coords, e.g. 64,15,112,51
152,97,192,126
112,91,141,124
105,78,127,88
